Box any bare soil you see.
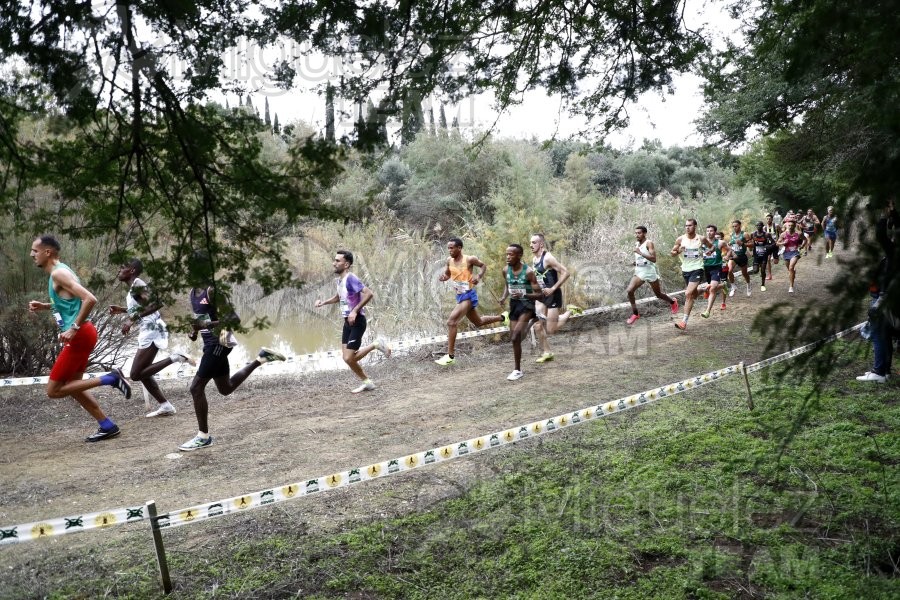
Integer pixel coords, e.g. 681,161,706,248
0,253,855,577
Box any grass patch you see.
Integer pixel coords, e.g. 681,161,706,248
3,344,898,599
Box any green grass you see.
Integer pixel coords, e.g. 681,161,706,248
3,342,898,599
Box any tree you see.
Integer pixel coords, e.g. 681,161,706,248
325,83,336,143
264,97,271,128
273,113,280,135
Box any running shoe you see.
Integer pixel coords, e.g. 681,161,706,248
375,337,392,358
704,289,710,299
435,354,455,366
670,299,679,315
109,367,132,399
746,285,752,297
179,434,212,451
721,302,727,310
674,321,687,331
535,352,554,363
351,379,376,393
626,314,640,325
85,425,120,442
257,347,287,363
760,285,767,292
789,286,794,294
566,304,584,316
855,372,887,383
501,311,510,327
700,310,710,319
728,285,736,298
170,352,196,366
506,369,524,381
146,402,176,417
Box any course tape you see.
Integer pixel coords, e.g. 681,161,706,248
0,292,685,387
0,321,863,546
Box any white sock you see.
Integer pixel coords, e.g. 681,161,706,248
197,431,210,439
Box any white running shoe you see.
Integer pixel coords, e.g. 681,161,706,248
146,402,176,417
170,352,196,366
789,286,794,294
376,337,392,358
258,347,287,363
351,379,376,393
746,285,752,297
855,372,887,383
728,286,736,297
506,369,524,381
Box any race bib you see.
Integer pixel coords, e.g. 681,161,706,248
509,284,527,299
339,299,350,315
683,248,701,259
731,243,741,252
451,281,470,294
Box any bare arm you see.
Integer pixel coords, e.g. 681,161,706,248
437,257,452,282
670,236,683,256
637,241,658,263
468,255,487,285
525,269,543,300
543,253,569,291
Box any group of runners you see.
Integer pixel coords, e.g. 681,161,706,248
26,211,834,449
628,208,837,331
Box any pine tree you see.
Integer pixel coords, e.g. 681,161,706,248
272,113,280,135
439,103,448,137
264,97,271,128
428,104,436,135
325,83,336,142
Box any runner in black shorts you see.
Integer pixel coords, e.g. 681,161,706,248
499,244,543,380
529,233,582,364
670,219,713,331
181,251,286,451
699,225,729,318
749,221,777,291
727,220,753,297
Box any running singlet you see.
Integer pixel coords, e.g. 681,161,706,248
506,265,535,308
634,241,657,280
128,278,165,334
680,235,704,272
730,232,748,256
783,231,802,253
48,263,81,331
448,256,476,294
190,287,219,349
824,216,837,233
338,273,366,317
703,239,723,267
752,232,773,258
764,224,778,236
801,216,815,233
533,251,559,290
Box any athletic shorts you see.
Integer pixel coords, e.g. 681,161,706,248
537,288,563,310
682,269,704,285
137,321,168,350
509,299,535,322
634,266,659,283
824,230,837,241
703,265,722,283
196,344,232,379
49,322,98,382
455,289,478,308
732,254,748,268
753,249,770,265
342,314,367,351
784,250,800,262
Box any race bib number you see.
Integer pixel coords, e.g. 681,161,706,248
731,243,741,252
53,312,64,330
509,285,527,299
754,245,768,256
635,255,649,266
451,281,470,294
683,248,701,260
339,299,350,315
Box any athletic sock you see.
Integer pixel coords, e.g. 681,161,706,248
196,431,210,439
98,417,115,431
683,316,689,325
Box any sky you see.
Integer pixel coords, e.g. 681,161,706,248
212,1,739,150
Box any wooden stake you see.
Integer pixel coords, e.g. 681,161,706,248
147,501,173,594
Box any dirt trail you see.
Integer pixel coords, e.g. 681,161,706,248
0,253,849,536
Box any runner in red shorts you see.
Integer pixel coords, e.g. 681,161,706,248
28,235,132,442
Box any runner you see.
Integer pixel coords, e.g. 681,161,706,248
699,225,730,319
727,220,753,297
670,219,713,331
749,221,777,291
776,217,809,293
498,244,543,379
434,238,506,366
625,225,679,325
822,205,838,258
801,209,820,254
763,213,781,280
108,258,194,417
529,233,583,362
180,251,287,451
715,231,732,310
315,250,391,392
28,235,131,442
